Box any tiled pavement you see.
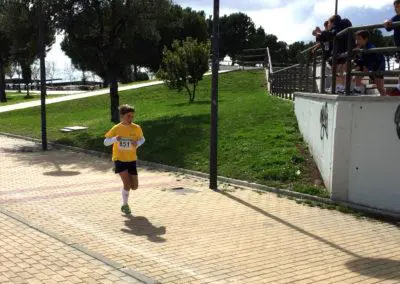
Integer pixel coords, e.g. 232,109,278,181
0,135,399,283
0,213,142,283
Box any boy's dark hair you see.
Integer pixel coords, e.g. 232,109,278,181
119,104,135,116
394,0,400,5
329,15,341,26
355,30,370,40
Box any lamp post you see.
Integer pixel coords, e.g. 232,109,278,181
209,0,220,190
37,0,47,150
335,0,338,15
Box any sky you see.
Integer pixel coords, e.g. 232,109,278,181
46,0,397,80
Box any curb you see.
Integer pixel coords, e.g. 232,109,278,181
2,131,399,222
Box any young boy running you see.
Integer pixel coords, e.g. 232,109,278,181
384,0,400,95
104,104,145,214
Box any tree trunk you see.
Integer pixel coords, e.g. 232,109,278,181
0,60,6,103
109,71,120,123
184,84,193,103
25,84,30,97
191,83,197,102
133,65,138,81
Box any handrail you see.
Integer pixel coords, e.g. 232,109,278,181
337,21,400,37
300,43,320,55
242,48,268,52
272,64,300,74
267,47,273,74
354,46,400,54
237,54,267,59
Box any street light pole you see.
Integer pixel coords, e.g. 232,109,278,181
209,0,220,190
38,0,47,150
335,0,338,15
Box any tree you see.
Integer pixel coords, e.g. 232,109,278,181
60,0,164,122
287,41,315,64
157,37,210,103
264,34,289,65
221,13,256,64
2,1,56,97
129,4,209,73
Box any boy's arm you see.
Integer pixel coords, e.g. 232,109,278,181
104,137,119,146
134,137,145,148
133,127,145,148
384,19,393,31
104,127,119,146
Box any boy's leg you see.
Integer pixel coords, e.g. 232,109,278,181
353,67,367,94
128,161,138,190
374,77,385,96
335,64,345,93
131,175,138,190
119,170,132,214
119,170,132,191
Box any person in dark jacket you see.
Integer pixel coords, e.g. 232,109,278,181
384,0,400,96
316,15,354,93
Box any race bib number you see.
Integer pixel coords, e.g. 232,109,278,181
118,138,132,150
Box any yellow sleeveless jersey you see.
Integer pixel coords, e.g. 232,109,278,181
105,123,144,162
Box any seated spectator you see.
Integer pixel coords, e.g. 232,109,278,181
353,30,386,96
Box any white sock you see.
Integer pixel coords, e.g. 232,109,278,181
121,189,129,205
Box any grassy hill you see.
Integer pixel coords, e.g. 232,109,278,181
0,70,327,197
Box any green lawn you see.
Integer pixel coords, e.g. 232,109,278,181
1,92,66,106
0,70,328,197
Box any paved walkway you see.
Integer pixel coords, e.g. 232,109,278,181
0,81,163,113
0,70,233,114
0,135,399,283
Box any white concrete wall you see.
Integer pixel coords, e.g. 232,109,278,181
295,96,337,191
295,93,400,213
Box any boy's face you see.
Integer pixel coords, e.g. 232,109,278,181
327,21,333,30
356,35,367,48
121,112,134,123
395,3,400,14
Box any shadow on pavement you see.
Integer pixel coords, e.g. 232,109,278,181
43,170,81,176
220,191,400,280
121,215,166,243
0,144,112,173
345,258,400,280
219,191,362,257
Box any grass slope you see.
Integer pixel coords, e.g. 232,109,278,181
0,70,327,197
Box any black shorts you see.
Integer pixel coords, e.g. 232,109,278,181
114,161,138,175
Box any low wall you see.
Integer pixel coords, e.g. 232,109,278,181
295,92,400,213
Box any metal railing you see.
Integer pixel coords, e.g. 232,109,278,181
267,21,400,98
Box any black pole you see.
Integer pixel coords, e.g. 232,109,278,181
38,0,47,150
209,0,219,190
335,0,338,15
345,31,353,95
331,37,338,94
